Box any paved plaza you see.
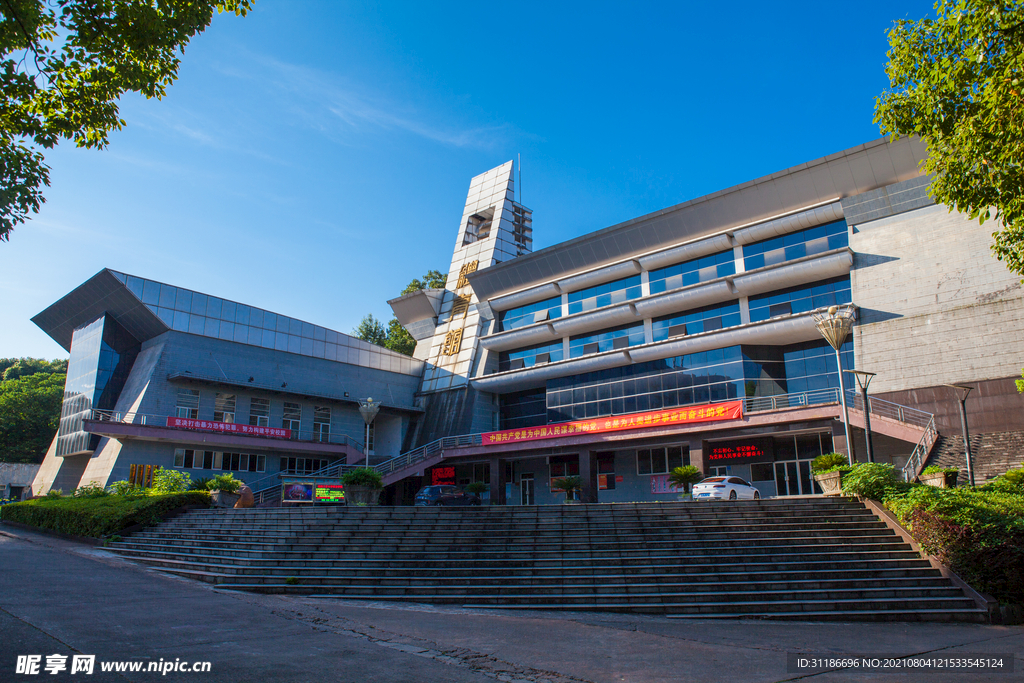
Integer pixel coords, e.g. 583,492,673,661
1,525,1021,682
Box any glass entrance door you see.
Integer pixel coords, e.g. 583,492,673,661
520,473,534,505
774,460,822,496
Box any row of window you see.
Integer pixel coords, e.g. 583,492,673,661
499,340,855,430
174,449,268,473
496,220,849,333
497,275,851,373
173,389,366,445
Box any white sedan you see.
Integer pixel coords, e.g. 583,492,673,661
691,476,761,501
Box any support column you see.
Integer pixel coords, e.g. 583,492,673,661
579,450,598,503
488,456,505,505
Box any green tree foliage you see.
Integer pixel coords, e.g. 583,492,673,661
401,269,447,294
384,317,415,356
875,0,1024,276
356,269,447,356
0,0,254,241
353,314,387,346
0,370,64,462
0,356,66,381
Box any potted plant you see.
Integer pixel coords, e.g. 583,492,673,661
206,473,242,508
668,465,703,500
919,465,959,489
465,481,488,502
811,453,851,496
341,467,383,506
551,475,582,504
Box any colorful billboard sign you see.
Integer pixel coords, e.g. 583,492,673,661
166,417,291,439
282,482,314,502
482,401,743,446
313,483,346,503
431,467,456,485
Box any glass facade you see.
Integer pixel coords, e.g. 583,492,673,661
498,296,563,332
498,340,565,372
568,323,645,358
111,270,398,366
651,301,741,341
56,315,140,457
649,250,736,294
498,339,856,429
742,220,848,272
566,275,642,315
748,276,852,323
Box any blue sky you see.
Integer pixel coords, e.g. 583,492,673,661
0,0,935,359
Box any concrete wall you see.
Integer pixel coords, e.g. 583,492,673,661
850,204,1024,395
0,463,41,500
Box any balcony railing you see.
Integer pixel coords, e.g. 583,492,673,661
87,409,364,451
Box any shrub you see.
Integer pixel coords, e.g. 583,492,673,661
986,467,1024,495
465,482,487,495
341,467,383,489
811,452,849,474
668,465,703,491
72,483,109,498
921,465,960,475
206,473,242,493
150,468,192,494
841,462,898,500
108,480,146,497
551,475,582,496
0,492,211,538
189,477,212,491
884,485,1024,604
45,489,62,498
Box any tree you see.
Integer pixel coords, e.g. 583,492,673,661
0,370,63,462
1,356,66,381
875,0,1024,277
353,314,387,347
401,269,446,295
0,0,254,241
384,317,415,356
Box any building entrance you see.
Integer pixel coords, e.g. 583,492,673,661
773,460,821,496
520,473,534,505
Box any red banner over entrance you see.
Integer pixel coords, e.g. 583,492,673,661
166,417,291,439
482,400,743,446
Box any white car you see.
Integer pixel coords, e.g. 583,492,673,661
691,476,761,501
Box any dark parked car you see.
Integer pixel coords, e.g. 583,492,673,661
414,485,481,506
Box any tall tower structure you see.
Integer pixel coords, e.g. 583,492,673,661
389,161,532,443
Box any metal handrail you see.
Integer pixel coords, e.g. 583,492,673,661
742,388,840,413
845,390,933,429
87,409,364,450
901,416,938,482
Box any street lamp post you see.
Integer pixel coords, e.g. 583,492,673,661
945,384,975,487
357,397,381,468
812,305,857,466
846,370,877,463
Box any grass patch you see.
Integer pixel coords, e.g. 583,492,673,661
0,491,210,538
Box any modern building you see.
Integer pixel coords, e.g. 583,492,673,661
30,269,424,495
389,136,1024,504
31,137,1024,502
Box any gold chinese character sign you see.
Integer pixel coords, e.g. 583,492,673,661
442,327,464,356
456,260,479,288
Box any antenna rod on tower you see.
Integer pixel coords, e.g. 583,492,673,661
518,153,522,206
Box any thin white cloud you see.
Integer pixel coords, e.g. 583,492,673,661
214,51,517,150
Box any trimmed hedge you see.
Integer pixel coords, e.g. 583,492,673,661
0,492,210,538
885,484,1024,605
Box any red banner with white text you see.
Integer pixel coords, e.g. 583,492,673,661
166,417,291,439
482,400,743,446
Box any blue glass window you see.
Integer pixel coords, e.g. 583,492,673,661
651,301,741,341
568,323,645,358
748,276,851,323
566,275,642,315
500,389,548,430
498,296,563,332
649,251,736,294
498,340,565,372
743,220,848,272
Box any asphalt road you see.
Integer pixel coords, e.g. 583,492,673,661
1,525,1021,683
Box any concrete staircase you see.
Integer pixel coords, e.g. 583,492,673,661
105,498,988,622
